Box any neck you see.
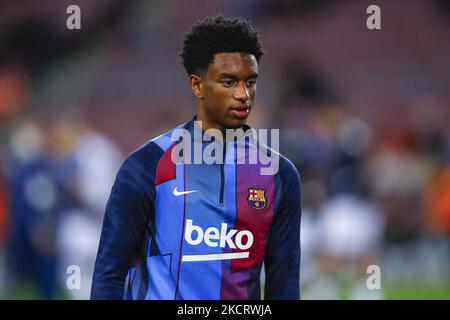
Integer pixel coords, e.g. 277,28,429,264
196,110,222,133
195,114,247,143
196,108,231,139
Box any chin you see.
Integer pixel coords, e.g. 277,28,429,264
226,118,247,129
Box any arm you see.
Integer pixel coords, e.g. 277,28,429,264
264,159,301,300
91,146,158,299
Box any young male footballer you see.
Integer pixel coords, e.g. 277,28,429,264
91,15,302,300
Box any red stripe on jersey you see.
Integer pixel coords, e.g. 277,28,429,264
155,143,176,186
232,160,275,272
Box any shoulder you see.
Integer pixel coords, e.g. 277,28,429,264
119,140,163,178
274,151,301,197
122,121,189,172
117,120,192,185
278,154,300,183
258,141,301,189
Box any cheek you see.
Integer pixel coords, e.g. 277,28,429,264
205,87,230,106
250,85,257,97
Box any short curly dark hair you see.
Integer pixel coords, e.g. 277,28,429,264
180,15,265,75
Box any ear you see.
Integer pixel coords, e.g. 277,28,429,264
189,74,204,99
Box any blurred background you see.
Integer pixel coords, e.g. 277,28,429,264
0,0,449,299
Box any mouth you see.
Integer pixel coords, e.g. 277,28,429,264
230,104,251,119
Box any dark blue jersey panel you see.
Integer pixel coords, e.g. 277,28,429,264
264,156,302,300
91,141,164,299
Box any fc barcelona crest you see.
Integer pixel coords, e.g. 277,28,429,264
247,188,267,211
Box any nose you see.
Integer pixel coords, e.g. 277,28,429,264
234,82,250,102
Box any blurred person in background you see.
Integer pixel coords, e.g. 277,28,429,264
275,60,385,299
298,170,326,295
298,104,384,300
367,120,437,287
5,118,63,299
52,113,122,300
311,181,384,300
420,104,450,286
3,112,122,299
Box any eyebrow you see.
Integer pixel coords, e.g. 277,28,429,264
217,72,258,79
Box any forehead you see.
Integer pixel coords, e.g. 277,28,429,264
207,52,258,77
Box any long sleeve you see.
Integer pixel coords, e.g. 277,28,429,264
91,142,161,299
264,158,302,300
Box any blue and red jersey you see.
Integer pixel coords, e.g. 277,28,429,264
91,118,301,300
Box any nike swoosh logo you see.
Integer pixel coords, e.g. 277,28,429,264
173,187,198,196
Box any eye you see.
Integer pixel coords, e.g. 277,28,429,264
245,79,257,88
221,80,235,87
